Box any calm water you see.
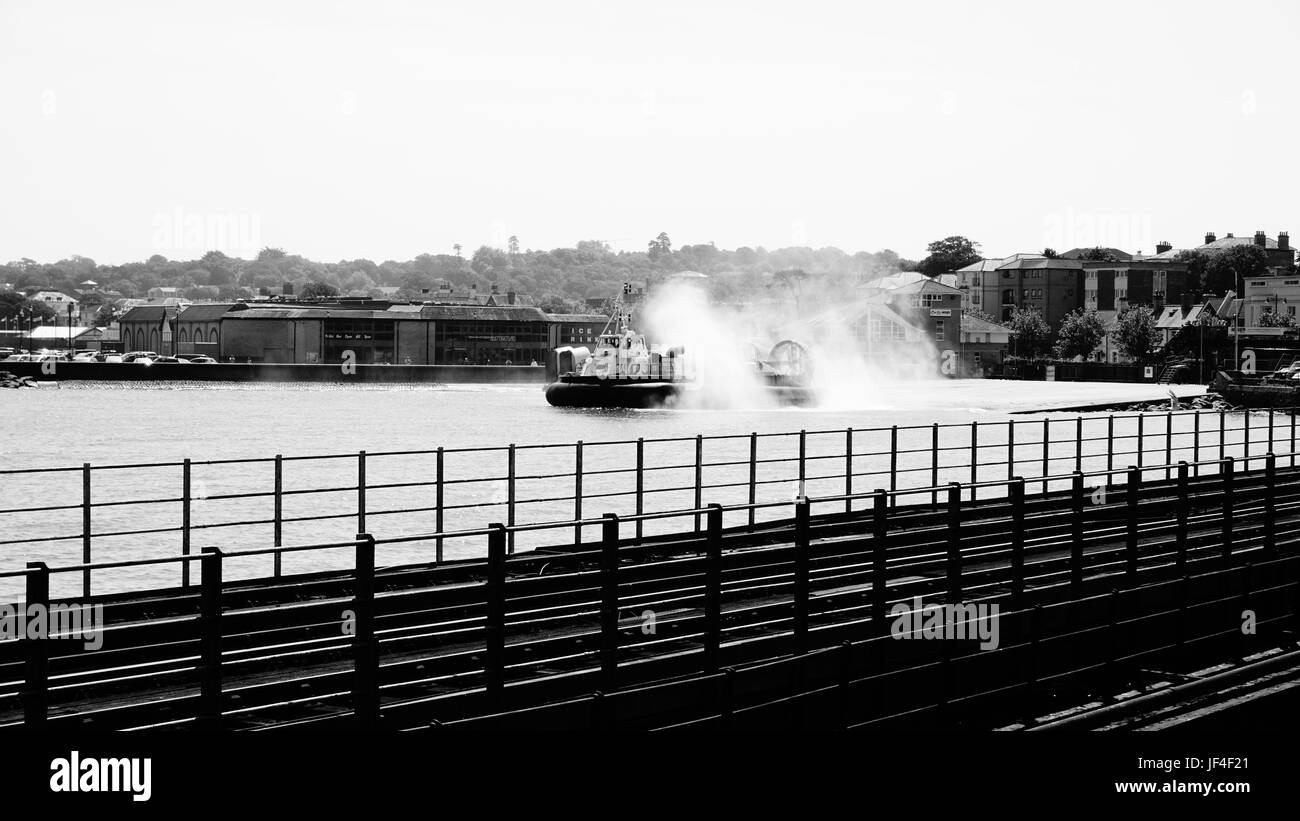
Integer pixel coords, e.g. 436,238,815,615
6,377,1278,600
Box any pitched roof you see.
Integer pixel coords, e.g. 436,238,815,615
177,303,236,322
1059,248,1134,261
119,305,170,322
1198,234,1283,252
960,313,1011,335
995,257,1085,271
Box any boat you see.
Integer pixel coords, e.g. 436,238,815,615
544,288,816,409
1211,362,1300,408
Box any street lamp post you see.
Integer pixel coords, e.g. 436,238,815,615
67,302,74,356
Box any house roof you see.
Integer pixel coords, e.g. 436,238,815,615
1198,234,1283,252
28,325,96,339
960,313,1013,335
996,257,1085,271
882,277,964,296
1059,248,1135,261
547,314,610,323
178,303,236,322
119,305,170,322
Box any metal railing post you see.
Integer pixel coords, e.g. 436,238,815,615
575,441,584,547
1070,471,1084,594
357,450,367,534
695,435,704,531
600,513,620,690
353,533,379,727
793,496,810,654
872,490,889,632
1042,418,1050,495
747,432,757,529
23,562,49,728
636,437,645,543
1126,466,1140,583
931,423,939,506
1221,457,1235,562
845,428,853,513
947,483,962,601
507,445,516,554
273,455,283,577
704,504,724,670
1008,419,1016,483
1165,411,1173,480
485,524,507,704
1010,478,1025,605
1175,462,1189,571
82,463,91,597
890,425,899,508
1106,415,1114,483
1075,416,1083,474
1265,453,1277,557
970,421,978,502
435,447,444,563
182,459,191,587
199,547,223,727
1193,411,1201,476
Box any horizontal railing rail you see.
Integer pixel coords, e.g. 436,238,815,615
2,406,1297,599
2,443,1297,731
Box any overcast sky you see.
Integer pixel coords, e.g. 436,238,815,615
1,0,1296,265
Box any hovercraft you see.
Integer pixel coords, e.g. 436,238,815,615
545,288,816,409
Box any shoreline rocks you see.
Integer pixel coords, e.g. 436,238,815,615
1,370,37,388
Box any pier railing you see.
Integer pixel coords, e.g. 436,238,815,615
1,405,1297,598
4,443,1299,730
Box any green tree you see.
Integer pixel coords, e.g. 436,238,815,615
1078,247,1120,262
1114,304,1158,362
1006,306,1051,359
916,236,982,275
300,281,339,299
1203,244,1269,295
1054,308,1107,360
648,232,672,261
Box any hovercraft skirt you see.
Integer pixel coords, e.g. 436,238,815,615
544,380,682,409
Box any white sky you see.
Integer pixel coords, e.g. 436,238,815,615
1,0,1296,264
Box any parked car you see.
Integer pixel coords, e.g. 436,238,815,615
102,354,124,363
122,351,158,363
0,347,15,360
152,356,181,364
72,351,99,362
186,355,217,364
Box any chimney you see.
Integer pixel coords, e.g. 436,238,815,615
1226,232,1234,238
507,290,516,305
1205,232,1216,244
1181,291,1192,316
491,283,500,294
1255,230,1267,248
1156,240,1172,254
1280,232,1290,251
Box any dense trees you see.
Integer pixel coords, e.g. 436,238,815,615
1,240,920,309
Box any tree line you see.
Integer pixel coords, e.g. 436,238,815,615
1,236,925,320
